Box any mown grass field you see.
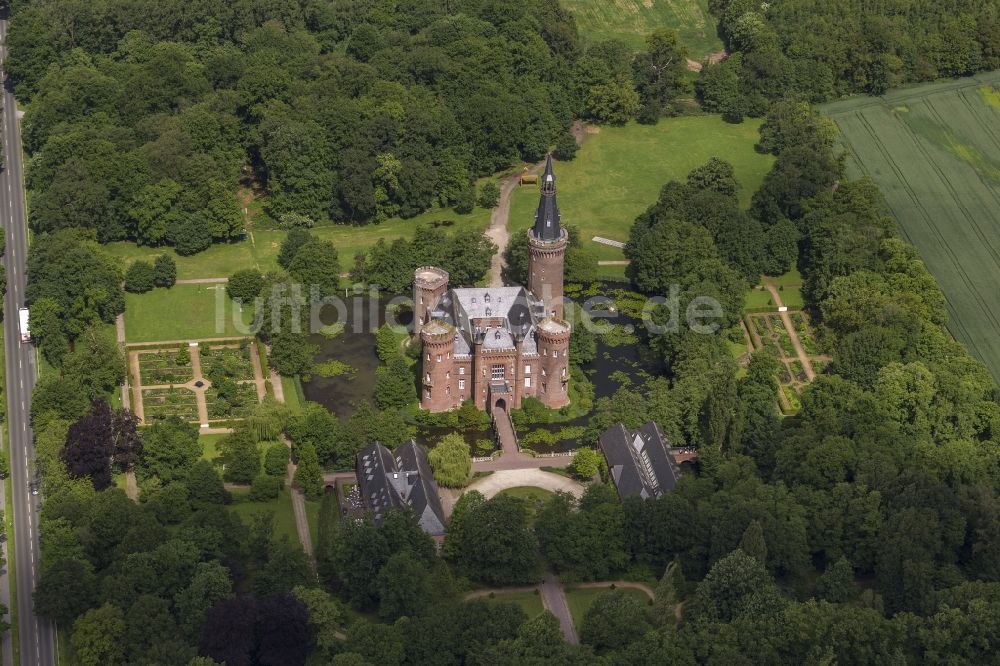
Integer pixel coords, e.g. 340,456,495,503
508,116,774,263
106,204,491,280
822,71,1000,382
479,590,545,618
563,0,723,56
124,284,254,342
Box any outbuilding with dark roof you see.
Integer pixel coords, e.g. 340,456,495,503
355,439,447,536
599,422,682,501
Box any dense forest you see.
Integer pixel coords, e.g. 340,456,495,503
14,0,1000,664
7,0,688,251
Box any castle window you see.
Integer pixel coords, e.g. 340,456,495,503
425,373,430,382
494,330,501,340
425,389,432,398
491,364,505,380
542,369,547,377
562,367,567,377
459,379,466,390
426,353,431,361
542,383,547,393
524,377,531,388
484,293,490,303
446,386,451,396
524,364,531,374
436,355,442,362
486,307,492,316
459,367,465,375
446,372,450,379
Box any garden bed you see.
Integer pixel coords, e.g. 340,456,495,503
142,386,199,420
137,349,194,385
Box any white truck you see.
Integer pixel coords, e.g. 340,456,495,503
18,307,29,343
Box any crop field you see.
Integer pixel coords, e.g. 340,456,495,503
563,0,722,55
823,72,1000,381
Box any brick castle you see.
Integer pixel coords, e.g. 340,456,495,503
413,156,571,414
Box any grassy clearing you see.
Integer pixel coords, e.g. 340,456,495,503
479,590,545,618
124,284,255,342
563,0,723,56
226,488,299,545
281,375,304,414
744,287,775,311
777,287,804,309
200,434,226,462
823,71,1000,381
106,205,491,281
564,586,652,629
509,116,773,262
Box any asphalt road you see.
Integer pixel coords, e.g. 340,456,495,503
0,13,57,666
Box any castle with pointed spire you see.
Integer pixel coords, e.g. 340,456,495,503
413,156,570,415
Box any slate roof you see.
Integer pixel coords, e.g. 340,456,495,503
599,422,681,501
429,285,546,355
532,155,562,242
355,440,447,536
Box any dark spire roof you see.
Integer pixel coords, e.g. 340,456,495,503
532,155,561,242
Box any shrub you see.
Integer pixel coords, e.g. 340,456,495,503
454,186,475,214
153,255,177,287
249,474,283,501
554,131,579,161
264,443,290,477
124,261,155,293
477,182,501,209
227,269,264,303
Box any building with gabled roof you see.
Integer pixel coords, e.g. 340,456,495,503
413,156,571,415
355,439,446,537
599,422,682,501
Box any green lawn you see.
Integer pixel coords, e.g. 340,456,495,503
564,586,652,629
769,269,802,288
479,590,545,618
106,204,491,281
281,375,304,414
822,71,1000,382
124,284,255,342
563,0,723,56
226,488,300,545
776,286,804,309
744,287,775,312
200,433,225,461
508,116,774,262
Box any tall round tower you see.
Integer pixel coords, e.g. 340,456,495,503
527,155,568,319
420,320,456,412
536,317,571,409
413,266,449,338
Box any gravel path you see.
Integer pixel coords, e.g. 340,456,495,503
486,160,546,287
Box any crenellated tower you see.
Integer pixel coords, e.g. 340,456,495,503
527,155,568,319
413,267,449,338
536,317,571,409
420,320,457,412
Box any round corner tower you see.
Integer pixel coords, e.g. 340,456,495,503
420,320,456,412
413,266,449,338
536,317,571,409
527,155,567,319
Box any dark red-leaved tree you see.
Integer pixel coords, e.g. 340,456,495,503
199,596,257,666
61,399,114,490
